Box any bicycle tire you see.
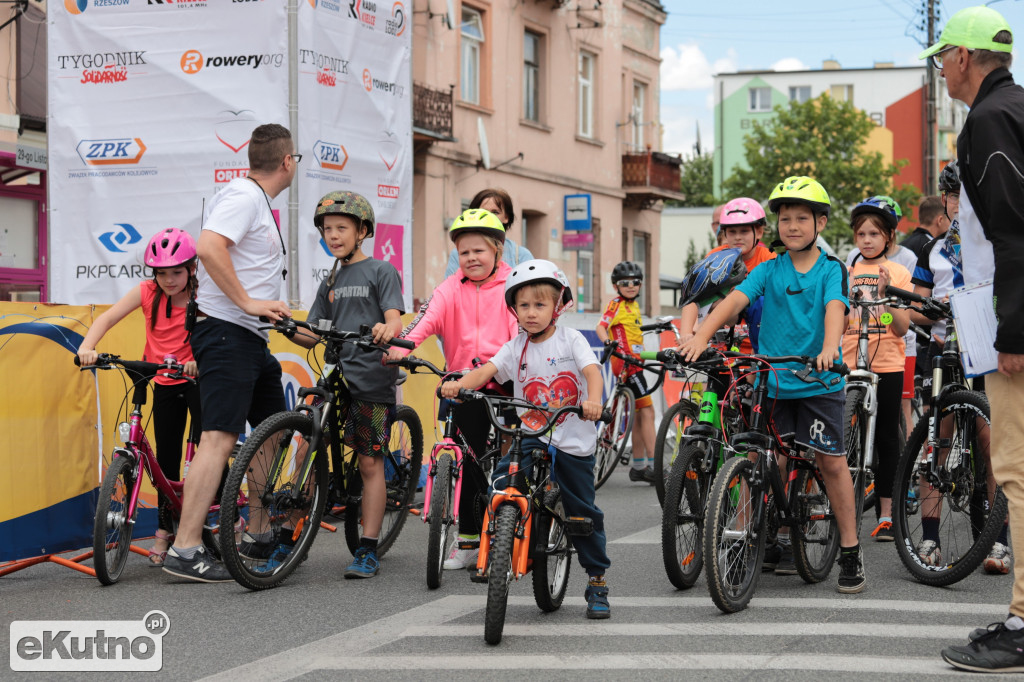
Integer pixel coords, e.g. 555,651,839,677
218,411,328,590
344,404,424,556
484,503,519,645
654,400,699,507
843,388,869,533
93,455,137,585
661,442,711,589
426,452,456,589
703,456,764,614
532,488,571,612
791,467,840,583
892,390,1005,586
594,388,634,489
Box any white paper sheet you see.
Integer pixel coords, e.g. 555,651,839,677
949,280,998,377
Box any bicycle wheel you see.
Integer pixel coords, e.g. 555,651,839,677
661,442,712,589
532,488,572,612
791,467,840,583
218,411,328,590
344,404,424,556
843,388,869,533
892,390,1004,586
93,455,137,585
654,399,698,507
594,388,634,489
484,503,520,645
703,456,764,614
426,452,456,589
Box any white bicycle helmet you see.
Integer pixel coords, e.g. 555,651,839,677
504,259,574,314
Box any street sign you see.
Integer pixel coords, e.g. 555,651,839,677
564,194,591,231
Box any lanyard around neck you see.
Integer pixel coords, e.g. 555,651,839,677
248,176,288,280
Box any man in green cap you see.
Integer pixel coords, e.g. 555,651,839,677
921,6,1024,674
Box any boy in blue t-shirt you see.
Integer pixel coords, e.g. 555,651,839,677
680,176,865,594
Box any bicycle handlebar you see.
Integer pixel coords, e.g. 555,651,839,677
446,389,612,437
261,317,416,350
885,287,952,320
75,353,194,383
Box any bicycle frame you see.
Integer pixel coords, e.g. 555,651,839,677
422,410,469,525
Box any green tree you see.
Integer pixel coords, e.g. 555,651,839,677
671,151,716,207
722,95,921,254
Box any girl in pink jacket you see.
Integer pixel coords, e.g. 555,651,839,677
390,208,519,570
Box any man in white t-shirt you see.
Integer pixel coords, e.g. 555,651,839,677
163,123,297,583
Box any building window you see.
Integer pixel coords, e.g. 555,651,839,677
632,81,647,151
830,84,853,102
748,87,771,112
523,31,540,122
578,250,594,312
460,7,484,104
789,86,810,103
578,51,595,138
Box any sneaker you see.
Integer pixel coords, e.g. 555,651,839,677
628,466,655,484
917,539,942,567
253,543,293,574
942,621,1024,673
836,547,866,594
238,531,278,560
775,542,796,576
870,520,894,542
162,546,233,583
344,546,380,579
443,541,480,570
585,577,610,620
984,542,1012,575
763,542,781,572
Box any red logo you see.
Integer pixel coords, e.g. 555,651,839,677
317,67,336,87
214,168,249,183
362,68,372,92
520,372,581,430
378,184,399,199
181,49,203,74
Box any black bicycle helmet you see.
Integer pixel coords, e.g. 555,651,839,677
680,248,747,307
938,161,961,195
611,261,644,284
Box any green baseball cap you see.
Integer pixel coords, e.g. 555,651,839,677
919,6,1013,59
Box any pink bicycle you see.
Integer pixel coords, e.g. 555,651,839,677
76,353,240,585
388,355,503,589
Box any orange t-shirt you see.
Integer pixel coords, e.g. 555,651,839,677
842,260,912,374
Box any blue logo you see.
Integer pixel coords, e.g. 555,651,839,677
99,223,142,253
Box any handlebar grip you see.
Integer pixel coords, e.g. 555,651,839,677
656,349,680,363
829,362,849,376
639,322,665,332
458,388,484,402
637,350,659,361
389,338,415,350
74,356,81,367
599,409,613,423
886,287,924,304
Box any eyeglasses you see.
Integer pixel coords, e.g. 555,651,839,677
930,45,972,70
289,153,303,163
616,279,642,287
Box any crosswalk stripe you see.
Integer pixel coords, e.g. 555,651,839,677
399,622,970,638
609,524,661,544
506,595,1006,614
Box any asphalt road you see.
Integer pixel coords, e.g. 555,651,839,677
2,464,1011,680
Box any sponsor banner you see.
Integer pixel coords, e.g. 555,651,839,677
49,1,289,304
297,0,413,310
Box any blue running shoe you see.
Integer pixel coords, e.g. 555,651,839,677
253,543,293,574
344,547,380,579
585,577,610,619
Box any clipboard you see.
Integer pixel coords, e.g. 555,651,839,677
949,280,998,378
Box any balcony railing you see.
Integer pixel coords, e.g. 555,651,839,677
621,150,682,193
413,82,454,140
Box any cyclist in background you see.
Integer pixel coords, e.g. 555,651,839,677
389,208,520,571
842,197,912,542
596,261,657,483
78,228,201,567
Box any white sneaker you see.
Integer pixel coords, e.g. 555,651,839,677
984,541,1012,575
443,545,479,570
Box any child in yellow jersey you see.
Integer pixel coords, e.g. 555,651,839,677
596,261,655,483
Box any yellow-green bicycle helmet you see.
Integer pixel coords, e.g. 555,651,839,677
767,176,831,217
449,208,507,244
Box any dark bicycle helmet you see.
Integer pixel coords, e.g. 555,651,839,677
611,261,644,283
680,248,747,307
938,160,961,195
851,195,902,234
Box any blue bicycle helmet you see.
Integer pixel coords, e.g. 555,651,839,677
680,248,747,308
851,195,902,234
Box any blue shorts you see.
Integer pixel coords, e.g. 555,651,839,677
769,391,845,456
190,317,285,435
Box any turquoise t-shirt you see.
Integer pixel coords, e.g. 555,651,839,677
735,249,848,398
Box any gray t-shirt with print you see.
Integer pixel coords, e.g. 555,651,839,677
308,258,406,403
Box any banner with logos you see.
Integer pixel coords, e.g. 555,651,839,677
48,0,290,305
296,0,414,311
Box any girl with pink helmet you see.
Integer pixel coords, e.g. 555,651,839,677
77,228,201,566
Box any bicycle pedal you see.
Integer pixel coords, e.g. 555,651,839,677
564,516,594,537
469,569,488,583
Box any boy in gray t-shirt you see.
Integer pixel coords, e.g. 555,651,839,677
294,191,405,579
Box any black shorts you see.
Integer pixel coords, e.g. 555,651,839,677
769,391,845,456
190,317,285,435
624,372,653,409
340,396,396,457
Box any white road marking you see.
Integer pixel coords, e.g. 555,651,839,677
609,524,661,544
399,622,970,638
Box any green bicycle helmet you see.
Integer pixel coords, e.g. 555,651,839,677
449,208,506,244
314,191,376,237
767,176,831,217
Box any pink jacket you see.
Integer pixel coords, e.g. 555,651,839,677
400,262,519,371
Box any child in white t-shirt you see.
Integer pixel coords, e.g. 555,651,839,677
441,259,611,620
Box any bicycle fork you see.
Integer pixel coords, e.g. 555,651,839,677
423,442,463,524
848,371,880,470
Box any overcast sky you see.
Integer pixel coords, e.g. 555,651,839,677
659,0,1024,158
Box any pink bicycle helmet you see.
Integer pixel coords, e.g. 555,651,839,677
145,228,197,268
718,197,767,234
